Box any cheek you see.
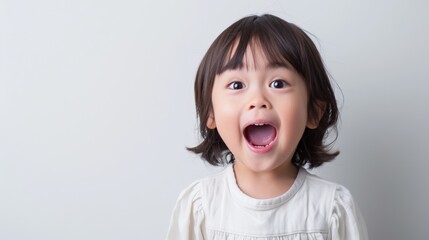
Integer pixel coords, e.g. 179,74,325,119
213,102,239,133
212,91,240,123
291,90,309,121
279,98,309,135
295,101,309,123
212,99,242,146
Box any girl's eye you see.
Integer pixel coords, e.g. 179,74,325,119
269,79,289,89
227,81,245,90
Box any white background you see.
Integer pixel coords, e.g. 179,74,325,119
1,0,428,239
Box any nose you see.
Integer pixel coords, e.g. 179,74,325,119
248,91,271,110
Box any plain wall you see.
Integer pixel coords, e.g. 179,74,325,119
1,0,428,239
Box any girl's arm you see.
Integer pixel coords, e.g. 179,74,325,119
328,185,368,240
166,181,206,240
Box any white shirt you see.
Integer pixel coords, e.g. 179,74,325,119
166,164,368,240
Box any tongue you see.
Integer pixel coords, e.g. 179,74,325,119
245,125,276,146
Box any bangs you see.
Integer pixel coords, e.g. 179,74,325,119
216,16,302,74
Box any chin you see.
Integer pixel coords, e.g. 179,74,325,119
240,158,289,173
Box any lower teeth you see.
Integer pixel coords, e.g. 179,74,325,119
254,145,267,148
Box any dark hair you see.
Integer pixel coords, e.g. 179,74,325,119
187,14,339,168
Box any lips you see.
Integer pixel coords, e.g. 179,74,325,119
243,122,277,153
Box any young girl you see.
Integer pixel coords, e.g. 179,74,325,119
167,14,368,240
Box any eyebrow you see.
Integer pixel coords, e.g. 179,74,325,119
266,61,291,70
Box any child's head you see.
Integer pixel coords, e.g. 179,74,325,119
187,14,339,169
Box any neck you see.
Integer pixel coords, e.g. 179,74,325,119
233,162,299,199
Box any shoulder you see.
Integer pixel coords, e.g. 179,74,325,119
167,170,228,240
175,179,203,208
305,172,358,208
301,170,368,239
303,170,354,195
301,170,349,203
300,170,362,219
175,167,228,210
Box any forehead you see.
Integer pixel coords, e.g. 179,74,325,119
221,38,292,73
235,42,267,70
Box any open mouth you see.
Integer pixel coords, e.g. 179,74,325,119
244,123,277,149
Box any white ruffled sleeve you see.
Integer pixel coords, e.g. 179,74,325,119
166,181,206,240
328,185,368,240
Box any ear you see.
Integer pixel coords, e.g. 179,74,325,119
306,101,326,129
206,112,216,129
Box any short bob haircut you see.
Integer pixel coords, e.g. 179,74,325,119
187,14,339,168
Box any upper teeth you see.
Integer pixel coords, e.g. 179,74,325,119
253,123,265,126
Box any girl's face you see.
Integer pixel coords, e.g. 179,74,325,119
209,44,316,176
